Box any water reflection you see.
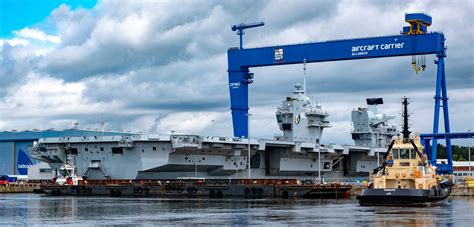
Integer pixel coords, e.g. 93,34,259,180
0,195,472,225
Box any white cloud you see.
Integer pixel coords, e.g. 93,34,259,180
156,112,226,134
0,73,120,131
14,28,61,44
0,38,30,47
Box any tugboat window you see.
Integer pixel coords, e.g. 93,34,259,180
400,149,409,159
392,149,398,159
410,149,417,159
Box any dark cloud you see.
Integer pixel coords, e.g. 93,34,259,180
39,1,267,80
0,44,38,92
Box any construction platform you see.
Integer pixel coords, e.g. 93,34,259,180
0,183,40,193
40,179,352,199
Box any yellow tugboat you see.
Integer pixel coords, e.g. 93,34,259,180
357,98,453,206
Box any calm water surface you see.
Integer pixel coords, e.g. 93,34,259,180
0,194,473,226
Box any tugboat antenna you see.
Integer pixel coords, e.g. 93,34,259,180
402,97,411,139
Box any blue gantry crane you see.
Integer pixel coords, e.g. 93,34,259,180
227,13,467,174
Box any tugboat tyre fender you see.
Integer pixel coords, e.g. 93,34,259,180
402,173,406,178
187,187,197,194
282,191,289,199
395,173,400,178
216,190,223,198
209,189,216,198
418,184,423,189
244,188,250,195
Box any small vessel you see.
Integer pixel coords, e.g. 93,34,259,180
357,97,453,206
53,162,82,186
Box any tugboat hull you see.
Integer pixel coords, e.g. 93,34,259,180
357,187,452,206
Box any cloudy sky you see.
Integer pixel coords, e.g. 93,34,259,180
0,0,473,145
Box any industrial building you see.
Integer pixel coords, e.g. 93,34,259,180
0,129,132,175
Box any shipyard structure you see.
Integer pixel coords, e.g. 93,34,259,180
30,84,397,181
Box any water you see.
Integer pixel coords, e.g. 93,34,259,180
0,194,473,226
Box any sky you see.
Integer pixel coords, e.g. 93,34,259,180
0,0,473,145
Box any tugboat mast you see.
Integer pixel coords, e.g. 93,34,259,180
402,97,411,139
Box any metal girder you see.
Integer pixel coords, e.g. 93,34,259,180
228,33,444,71
420,132,474,175
420,132,474,140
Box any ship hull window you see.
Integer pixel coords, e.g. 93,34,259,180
112,147,123,155
276,115,282,123
67,148,78,155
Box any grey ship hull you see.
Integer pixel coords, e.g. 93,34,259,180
31,134,382,180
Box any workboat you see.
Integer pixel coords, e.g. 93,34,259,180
357,98,453,206
53,162,82,186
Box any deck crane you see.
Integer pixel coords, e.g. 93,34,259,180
227,13,466,174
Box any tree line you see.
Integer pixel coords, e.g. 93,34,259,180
435,144,474,161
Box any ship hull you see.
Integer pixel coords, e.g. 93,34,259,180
356,187,452,206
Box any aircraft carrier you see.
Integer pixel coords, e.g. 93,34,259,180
30,83,397,181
